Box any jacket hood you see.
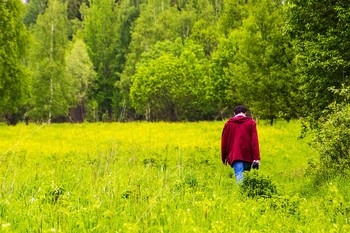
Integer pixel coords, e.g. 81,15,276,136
228,115,251,124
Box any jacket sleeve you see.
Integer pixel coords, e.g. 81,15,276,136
251,121,260,160
221,124,229,164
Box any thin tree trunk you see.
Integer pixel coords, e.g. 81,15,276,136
146,103,151,121
49,21,54,124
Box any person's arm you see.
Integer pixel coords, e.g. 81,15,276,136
251,121,260,161
221,124,229,164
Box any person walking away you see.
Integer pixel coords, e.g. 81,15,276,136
221,105,260,182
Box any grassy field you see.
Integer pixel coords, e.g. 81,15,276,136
0,120,349,232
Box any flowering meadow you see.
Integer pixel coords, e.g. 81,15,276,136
0,121,349,232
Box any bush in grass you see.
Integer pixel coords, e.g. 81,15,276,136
184,173,198,188
313,99,350,173
143,156,167,170
240,171,277,198
269,195,301,215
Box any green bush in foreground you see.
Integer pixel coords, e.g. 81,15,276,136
313,102,350,174
240,171,277,198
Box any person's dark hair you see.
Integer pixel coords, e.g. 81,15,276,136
234,105,247,115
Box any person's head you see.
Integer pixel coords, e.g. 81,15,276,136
234,105,247,115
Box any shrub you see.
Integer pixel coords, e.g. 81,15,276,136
240,171,277,198
313,102,350,173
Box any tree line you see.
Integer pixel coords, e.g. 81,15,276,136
0,0,349,125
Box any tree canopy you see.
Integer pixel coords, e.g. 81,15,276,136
288,0,350,123
0,0,349,125
0,0,29,125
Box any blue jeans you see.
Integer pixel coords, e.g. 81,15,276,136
232,161,252,183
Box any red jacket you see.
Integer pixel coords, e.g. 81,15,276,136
221,115,260,165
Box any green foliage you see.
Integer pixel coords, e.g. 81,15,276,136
268,195,302,215
130,39,212,121
67,0,88,20
121,0,221,120
287,0,350,190
121,1,191,88
190,7,219,56
312,89,350,173
29,0,70,121
240,171,277,198
218,0,248,34
81,0,121,120
228,0,296,123
113,1,141,121
209,0,298,122
23,0,48,26
65,39,96,121
0,0,30,125
4,0,349,124
288,0,350,122
210,32,243,118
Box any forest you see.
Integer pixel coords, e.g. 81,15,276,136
1,0,348,125
1,1,350,231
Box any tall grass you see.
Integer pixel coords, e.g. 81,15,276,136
0,120,349,232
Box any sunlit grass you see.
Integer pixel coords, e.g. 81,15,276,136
0,120,349,232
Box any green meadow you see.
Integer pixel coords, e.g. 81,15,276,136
0,121,349,232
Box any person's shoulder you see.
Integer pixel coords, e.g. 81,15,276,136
226,117,235,123
224,118,235,126
246,117,256,123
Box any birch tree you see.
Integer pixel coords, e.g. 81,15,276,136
65,39,96,122
29,0,69,122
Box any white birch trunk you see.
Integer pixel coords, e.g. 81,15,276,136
49,21,54,123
